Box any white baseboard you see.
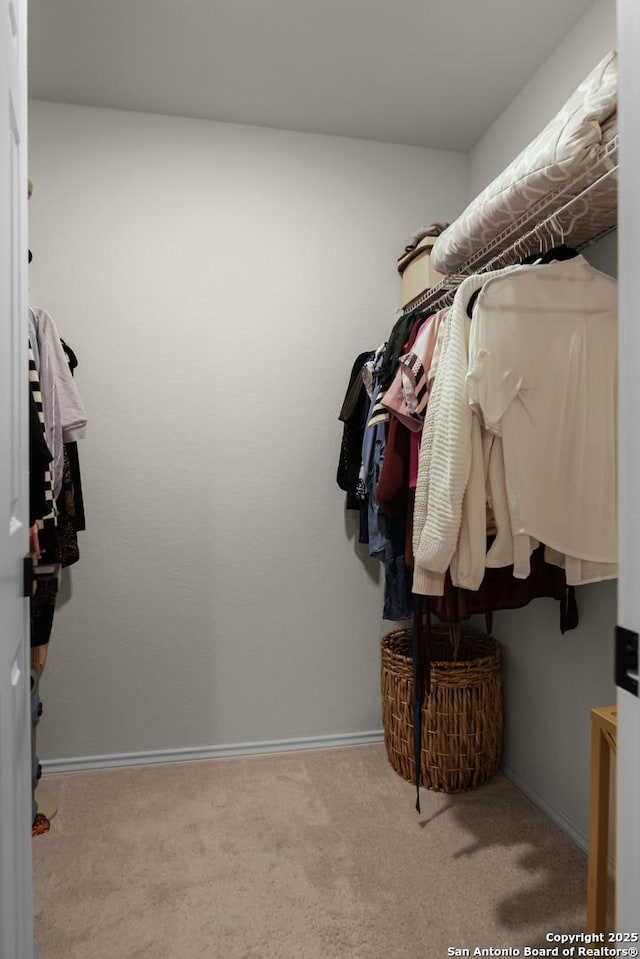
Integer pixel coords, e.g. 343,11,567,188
41,729,385,774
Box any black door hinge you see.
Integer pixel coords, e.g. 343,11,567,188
23,556,33,598
615,626,639,697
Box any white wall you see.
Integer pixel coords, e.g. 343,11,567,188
469,0,617,196
28,100,468,762
468,0,618,845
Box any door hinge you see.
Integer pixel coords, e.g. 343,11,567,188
23,556,33,598
615,626,639,697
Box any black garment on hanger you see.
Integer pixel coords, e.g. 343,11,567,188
64,444,86,531
337,350,375,510
55,446,80,567
521,244,579,265
379,311,423,389
60,337,87,531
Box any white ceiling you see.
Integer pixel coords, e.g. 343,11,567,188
28,0,596,151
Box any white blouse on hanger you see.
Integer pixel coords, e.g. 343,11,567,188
30,306,87,499
466,254,618,585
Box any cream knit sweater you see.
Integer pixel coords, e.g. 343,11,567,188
412,267,517,596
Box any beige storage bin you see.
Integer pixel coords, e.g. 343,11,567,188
398,235,445,308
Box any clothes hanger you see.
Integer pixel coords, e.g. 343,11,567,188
538,243,579,263
467,231,532,318
535,213,579,263
466,205,580,320
466,227,533,319
521,219,551,265
538,223,579,262
466,287,481,319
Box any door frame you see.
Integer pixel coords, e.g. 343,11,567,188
615,0,640,933
0,0,34,955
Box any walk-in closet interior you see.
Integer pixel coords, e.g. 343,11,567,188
20,0,639,952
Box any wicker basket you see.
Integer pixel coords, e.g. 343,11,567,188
381,627,502,793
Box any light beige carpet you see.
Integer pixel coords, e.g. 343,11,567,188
33,744,601,958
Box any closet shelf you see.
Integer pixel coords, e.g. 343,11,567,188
403,133,618,314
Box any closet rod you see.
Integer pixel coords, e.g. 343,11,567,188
403,134,618,315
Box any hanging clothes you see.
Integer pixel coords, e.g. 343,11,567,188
360,348,389,559
337,350,375,511
28,344,57,558
54,446,80,568
377,310,421,390
412,266,519,596
466,255,617,585
411,254,617,597
376,316,426,518
28,310,88,646
29,389,53,529
29,343,58,648
338,246,616,666
431,545,578,634
341,343,415,621
60,338,87,531
30,307,87,499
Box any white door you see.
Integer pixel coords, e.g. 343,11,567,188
616,0,640,934
0,0,34,956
